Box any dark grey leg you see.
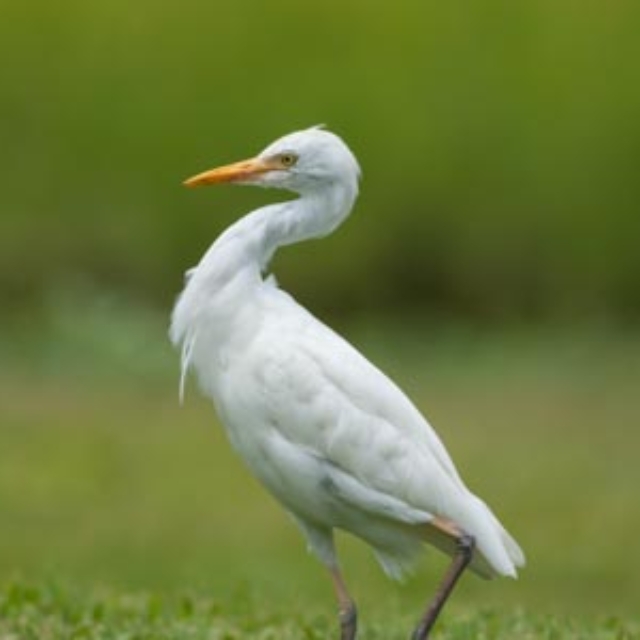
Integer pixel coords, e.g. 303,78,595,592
330,567,358,640
339,600,358,640
411,533,476,640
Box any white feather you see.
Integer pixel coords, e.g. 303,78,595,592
170,127,525,584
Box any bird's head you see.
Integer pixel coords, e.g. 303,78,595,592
184,126,361,196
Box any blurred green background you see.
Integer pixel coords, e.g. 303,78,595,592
1,0,639,628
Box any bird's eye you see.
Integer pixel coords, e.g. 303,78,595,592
279,152,298,168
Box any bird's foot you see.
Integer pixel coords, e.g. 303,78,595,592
339,602,357,640
411,620,430,640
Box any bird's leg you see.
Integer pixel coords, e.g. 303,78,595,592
330,566,358,640
411,517,476,640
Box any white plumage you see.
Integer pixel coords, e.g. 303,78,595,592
171,127,524,638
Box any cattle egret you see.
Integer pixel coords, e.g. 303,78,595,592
170,127,524,639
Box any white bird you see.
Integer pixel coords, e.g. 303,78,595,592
170,127,524,639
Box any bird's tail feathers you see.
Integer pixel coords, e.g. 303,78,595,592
457,495,525,579
422,495,525,580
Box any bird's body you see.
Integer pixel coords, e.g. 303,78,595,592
171,127,524,638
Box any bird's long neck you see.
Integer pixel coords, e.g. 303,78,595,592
171,179,357,353
192,179,357,296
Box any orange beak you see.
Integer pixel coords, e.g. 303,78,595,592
183,156,278,187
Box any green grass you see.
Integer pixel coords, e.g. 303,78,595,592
1,297,639,637
0,581,637,640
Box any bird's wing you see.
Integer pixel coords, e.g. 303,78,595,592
209,292,523,578
236,298,469,520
